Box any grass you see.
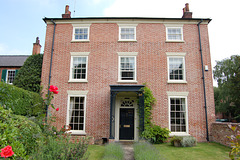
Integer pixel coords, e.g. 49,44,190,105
155,142,231,160
87,142,231,160
87,145,105,160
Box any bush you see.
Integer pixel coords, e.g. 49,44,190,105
134,141,165,160
142,125,170,144
102,143,124,160
30,136,90,160
0,106,42,159
170,136,197,147
13,54,43,93
0,82,45,116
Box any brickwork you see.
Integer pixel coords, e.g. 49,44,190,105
210,122,240,147
41,18,215,142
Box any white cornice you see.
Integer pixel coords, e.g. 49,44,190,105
167,91,189,96
70,52,90,56
45,19,209,25
166,52,187,56
117,52,138,56
67,90,88,95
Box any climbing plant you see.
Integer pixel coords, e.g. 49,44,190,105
141,84,170,144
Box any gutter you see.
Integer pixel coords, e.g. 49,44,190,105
197,19,209,141
46,19,56,117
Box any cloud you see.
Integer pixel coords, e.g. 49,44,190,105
0,43,29,55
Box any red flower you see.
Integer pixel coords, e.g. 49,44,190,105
49,85,59,94
1,145,14,158
56,108,59,111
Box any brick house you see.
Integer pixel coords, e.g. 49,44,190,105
41,4,215,142
0,37,41,84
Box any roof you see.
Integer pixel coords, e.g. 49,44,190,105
0,55,30,67
43,17,212,24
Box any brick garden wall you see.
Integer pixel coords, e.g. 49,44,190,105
210,122,240,147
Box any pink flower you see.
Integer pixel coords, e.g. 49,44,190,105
1,145,14,158
56,108,59,111
49,85,59,94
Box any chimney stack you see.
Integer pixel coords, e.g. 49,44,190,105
32,37,41,55
182,3,192,18
62,5,71,18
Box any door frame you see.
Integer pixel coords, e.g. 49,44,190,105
115,97,139,141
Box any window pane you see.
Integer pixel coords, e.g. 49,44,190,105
120,27,135,40
75,28,88,40
167,28,182,40
69,96,85,131
169,58,184,80
72,57,87,80
170,98,186,132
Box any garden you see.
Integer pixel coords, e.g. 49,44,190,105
0,82,237,159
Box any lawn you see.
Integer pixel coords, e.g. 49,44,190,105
155,142,231,160
87,142,231,160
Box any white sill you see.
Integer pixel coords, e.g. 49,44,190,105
67,131,86,135
170,133,190,137
167,80,187,84
118,40,137,42
117,80,138,83
68,79,88,83
71,40,90,43
165,40,185,43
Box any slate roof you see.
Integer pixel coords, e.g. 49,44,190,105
0,55,30,67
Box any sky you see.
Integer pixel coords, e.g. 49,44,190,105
1,0,240,84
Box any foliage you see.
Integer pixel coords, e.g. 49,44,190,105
30,136,89,160
102,143,124,160
0,106,42,159
170,136,197,147
140,84,170,144
86,145,105,160
142,125,170,144
213,55,240,121
134,141,165,160
0,81,45,116
228,126,240,160
13,54,43,93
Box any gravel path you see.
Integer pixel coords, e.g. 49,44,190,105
120,141,134,160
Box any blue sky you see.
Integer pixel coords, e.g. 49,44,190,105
1,0,240,73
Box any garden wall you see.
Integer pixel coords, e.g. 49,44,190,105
210,122,240,147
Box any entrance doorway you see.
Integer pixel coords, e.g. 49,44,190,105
119,108,134,140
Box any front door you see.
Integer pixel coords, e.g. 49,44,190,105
119,108,134,140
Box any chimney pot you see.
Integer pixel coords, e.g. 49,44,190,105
32,37,41,55
182,3,192,18
62,5,71,18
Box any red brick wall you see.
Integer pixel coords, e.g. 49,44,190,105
41,20,215,142
210,122,240,147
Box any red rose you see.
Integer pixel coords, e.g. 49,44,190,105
49,85,59,94
1,145,14,158
56,108,59,111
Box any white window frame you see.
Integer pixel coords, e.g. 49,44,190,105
6,70,16,84
66,90,88,135
167,92,189,136
166,52,187,83
71,24,91,42
118,24,137,41
164,24,184,42
118,52,138,83
69,52,89,83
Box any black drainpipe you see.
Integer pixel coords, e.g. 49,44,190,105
197,19,209,141
46,19,56,117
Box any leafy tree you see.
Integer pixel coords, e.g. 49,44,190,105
213,55,240,121
13,54,43,93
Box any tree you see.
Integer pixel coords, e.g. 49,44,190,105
13,54,43,93
213,55,240,121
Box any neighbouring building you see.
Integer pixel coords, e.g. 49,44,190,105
0,37,41,84
41,4,215,142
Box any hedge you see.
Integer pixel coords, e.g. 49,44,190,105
0,81,45,116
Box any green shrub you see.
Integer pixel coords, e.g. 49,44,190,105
102,143,124,160
30,136,90,160
13,54,43,93
134,141,165,160
170,136,197,147
142,125,170,144
0,106,42,159
0,82,44,116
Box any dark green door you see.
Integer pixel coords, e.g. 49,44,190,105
119,108,134,140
